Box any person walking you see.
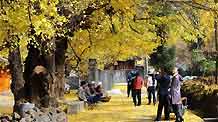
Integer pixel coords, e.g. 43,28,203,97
155,69,171,121
132,71,144,106
127,70,136,97
146,73,157,105
170,67,184,122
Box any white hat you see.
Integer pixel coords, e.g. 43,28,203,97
98,82,102,86
91,81,95,84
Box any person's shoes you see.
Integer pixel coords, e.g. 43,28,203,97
164,117,170,121
154,118,161,122
164,119,170,122
175,117,184,122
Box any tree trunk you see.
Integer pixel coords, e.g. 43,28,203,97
44,51,57,107
8,47,25,114
23,40,54,108
214,15,218,84
55,36,68,98
23,36,67,107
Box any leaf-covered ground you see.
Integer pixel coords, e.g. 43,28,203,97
67,85,203,122
0,85,203,122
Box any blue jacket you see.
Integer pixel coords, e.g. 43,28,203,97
127,70,136,85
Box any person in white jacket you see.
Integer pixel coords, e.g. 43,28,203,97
146,73,157,105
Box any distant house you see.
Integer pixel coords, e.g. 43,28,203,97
114,60,135,70
104,59,136,70
104,57,145,72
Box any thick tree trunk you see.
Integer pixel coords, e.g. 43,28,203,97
55,36,68,98
44,52,57,107
214,16,218,84
23,36,67,107
23,40,54,108
8,47,25,114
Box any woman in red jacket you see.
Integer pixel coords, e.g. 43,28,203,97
132,72,144,106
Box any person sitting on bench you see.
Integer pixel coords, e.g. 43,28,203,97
78,81,91,102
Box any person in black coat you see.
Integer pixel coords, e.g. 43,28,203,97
155,69,171,121
127,70,136,97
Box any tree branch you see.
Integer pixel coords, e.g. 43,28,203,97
80,29,92,57
129,23,143,35
27,0,33,26
67,40,81,62
66,1,110,33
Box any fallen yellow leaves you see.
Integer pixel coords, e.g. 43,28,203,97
67,85,202,122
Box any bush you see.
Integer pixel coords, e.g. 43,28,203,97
182,79,218,117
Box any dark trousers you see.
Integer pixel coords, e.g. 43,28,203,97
156,94,170,120
87,94,101,104
127,84,132,97
132,89,141,106
172,104,184,122
147,86,156,104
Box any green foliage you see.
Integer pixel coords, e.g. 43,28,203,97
192,49,215,75
150,45,176,73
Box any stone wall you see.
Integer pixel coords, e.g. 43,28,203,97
87,59,145,91
94,69,130,91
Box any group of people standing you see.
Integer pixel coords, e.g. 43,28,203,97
127,67,184,122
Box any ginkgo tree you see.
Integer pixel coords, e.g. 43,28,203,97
0,0,218,115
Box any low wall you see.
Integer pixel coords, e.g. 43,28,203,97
94,70,131,90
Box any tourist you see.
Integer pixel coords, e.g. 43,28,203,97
155,68,171,121
78,81,91,102
127,70,136,97
170,67,184,122
146,73,157,105
132,71,144,106
88,81,96,95
88,83,103,103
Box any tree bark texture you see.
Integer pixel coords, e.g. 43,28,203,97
8,47,25,114
23,41,51,108
55,36,68,98
22,36,67,108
